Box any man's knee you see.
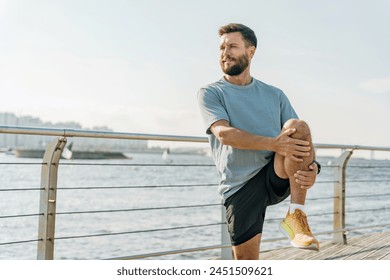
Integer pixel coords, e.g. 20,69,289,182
283,119,311,138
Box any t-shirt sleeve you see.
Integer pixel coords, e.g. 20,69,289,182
280,91,299,126
197,87,230,135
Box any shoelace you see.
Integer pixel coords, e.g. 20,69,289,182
292,211,312,235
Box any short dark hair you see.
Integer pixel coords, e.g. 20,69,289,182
218,23,257,48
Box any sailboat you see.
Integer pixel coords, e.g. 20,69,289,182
162,148,171,162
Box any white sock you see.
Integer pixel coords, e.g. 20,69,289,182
290,203,305,213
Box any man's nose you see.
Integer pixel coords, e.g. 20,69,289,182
221,47,230,57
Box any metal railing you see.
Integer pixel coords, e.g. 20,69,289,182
0,125,389,260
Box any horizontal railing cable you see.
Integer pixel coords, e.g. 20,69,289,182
346,179,390,183
57,181,335,191
59,162,215,167
0,238,42,246
277,196,337,202
0,162,45,165
0,161,213,167
306,195,336,201
348,165,390,168
0,187,43,192
57,183,217,190
57,203,221,215
0,162,216,167
345,207,389,214
344,223,390,232
347,193,390,199
55,222,222,241
0,213,43,219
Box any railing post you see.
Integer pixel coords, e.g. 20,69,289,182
37,137,67,260
221,202,233,259
333,149,353,244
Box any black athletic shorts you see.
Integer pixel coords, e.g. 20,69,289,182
223,156,290,246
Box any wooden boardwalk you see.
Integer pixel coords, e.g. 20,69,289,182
260,231,390,260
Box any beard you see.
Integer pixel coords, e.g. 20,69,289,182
220,53,250,76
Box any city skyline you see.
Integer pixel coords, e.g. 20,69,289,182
0,112,148,150
1,1,389,153
0,111,112,131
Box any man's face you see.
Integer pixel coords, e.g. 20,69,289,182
219,32,253,76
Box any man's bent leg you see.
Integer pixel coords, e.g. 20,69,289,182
232,234,261,260
274,119,319,250
283,119,314,202
274,119,314,202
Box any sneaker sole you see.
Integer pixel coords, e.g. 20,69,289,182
279,220,294,240
279,221,319,251
292,242,319,251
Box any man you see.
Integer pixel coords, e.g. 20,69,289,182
197,23,321,260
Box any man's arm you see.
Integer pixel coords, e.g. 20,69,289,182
210,120,311,162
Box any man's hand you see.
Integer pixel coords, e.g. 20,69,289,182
294,162,318,189
274,128,311,162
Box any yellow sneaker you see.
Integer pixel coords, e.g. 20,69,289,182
280,209,320,250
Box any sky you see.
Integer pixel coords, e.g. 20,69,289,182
1,0,389,152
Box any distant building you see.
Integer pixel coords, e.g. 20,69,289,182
0,112,147,151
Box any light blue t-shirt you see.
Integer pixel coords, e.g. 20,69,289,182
197,77,298,201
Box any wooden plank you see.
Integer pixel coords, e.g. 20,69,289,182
341,232,390,260
260,232,390,260
307,243,344,260
261,243,304,260
322,233,383,260
286,240,336,260
363,244,390,260
306,234,367,260
260,247,291,260
361,232,390,260
380,251,390,260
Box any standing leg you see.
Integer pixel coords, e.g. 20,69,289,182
232,234,261,260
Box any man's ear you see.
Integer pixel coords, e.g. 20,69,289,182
249,46,256,58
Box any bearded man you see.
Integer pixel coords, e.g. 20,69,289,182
197,23,321,260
